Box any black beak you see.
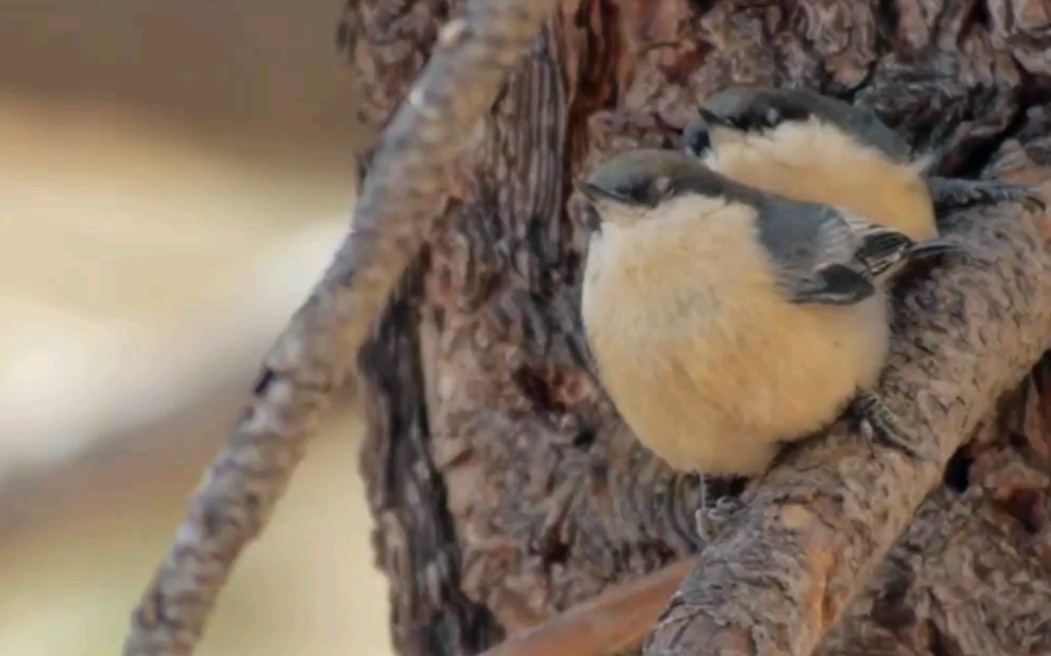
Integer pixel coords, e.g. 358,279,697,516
572,181,606,233
696,106,732,128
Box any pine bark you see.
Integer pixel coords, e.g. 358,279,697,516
339,1,1051,654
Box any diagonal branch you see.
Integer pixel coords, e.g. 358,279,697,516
642,167,1051,654
471,404,1051,656
477,560,696,656
122,1,560,654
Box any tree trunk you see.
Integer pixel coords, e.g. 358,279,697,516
339,1,1051,655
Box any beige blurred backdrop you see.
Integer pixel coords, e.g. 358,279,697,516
0,1,394,655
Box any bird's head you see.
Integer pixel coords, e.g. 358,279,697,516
576,149,748,233
683,86,911,164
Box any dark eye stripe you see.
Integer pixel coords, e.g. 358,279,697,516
685,128,712,155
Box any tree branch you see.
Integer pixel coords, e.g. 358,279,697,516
470,402,1051,656
477,560,695,656
122,1,559,654
471,345,1051,656
337,1,1051,654
642,154,1051,654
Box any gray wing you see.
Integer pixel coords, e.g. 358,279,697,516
834,104,912,163
755,199,915,306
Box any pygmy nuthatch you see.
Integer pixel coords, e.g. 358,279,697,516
578,149,955,533
682,86,1044,240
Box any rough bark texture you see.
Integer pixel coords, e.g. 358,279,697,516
642,177,1051,655
816,349,1051,656
341,1,1051,655
124,1,559,654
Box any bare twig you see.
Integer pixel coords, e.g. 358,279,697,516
122,1,559,654
642,185,1051,654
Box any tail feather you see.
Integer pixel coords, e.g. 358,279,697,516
908,238,968,261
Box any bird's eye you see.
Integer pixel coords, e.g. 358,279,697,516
684,127,712,157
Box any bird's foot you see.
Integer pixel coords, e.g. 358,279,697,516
850,389,937,462
928,177,1046,216
694,496,745,543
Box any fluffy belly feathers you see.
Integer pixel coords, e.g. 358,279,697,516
583,224,890,475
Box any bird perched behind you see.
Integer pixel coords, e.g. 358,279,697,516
681,86,1044,241
578,149,955,531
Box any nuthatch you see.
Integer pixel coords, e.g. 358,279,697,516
577,149,955,537
682,86,1044,241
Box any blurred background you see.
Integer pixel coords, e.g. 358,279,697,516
0,1,393,654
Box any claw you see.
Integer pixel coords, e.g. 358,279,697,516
694,474,746,543
850,389,937,462
928,177,1046,216
695,496,745,543
1023,191,1047,215
995,183,1047,214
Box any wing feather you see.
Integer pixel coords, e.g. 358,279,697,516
757,199,919,306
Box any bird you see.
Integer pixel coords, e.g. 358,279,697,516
577,148,957,539
681,86,1044,242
